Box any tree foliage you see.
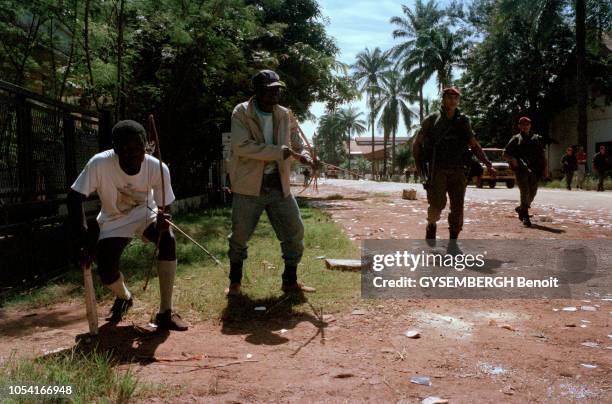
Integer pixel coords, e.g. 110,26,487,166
460,0,612,146
0,0,347,193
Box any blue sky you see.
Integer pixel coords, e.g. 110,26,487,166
300,0,452,139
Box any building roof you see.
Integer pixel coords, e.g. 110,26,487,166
346,136,412,160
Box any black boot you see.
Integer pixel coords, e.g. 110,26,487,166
425,224,437,246
522,210,532,227
226,261,243,296
447,230,462,255
514,206,525,221
282,265,298,286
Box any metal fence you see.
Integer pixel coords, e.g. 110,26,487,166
0,80,225,293
0,80,111,291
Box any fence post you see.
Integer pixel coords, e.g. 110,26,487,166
63,112,77,187
16,94,33,202
98,109,112,150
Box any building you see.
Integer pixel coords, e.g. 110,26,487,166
345,136,411,161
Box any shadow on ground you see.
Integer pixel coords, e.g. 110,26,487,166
220,293,328,349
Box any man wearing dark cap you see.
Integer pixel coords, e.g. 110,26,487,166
413,87,495,245
503,117,548,226
226,69,318,295
66,120,188,330
593,145,610,192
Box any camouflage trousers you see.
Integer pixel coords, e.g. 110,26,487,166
516,169,539,211
426,168,467,234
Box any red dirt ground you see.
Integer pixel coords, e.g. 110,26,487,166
1,183,610,403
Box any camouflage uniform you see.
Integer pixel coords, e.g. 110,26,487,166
503,133,545,213
421,108,475,236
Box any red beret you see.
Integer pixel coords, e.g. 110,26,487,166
442,87,461,96
518,116,531,123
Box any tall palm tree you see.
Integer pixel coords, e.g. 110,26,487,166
337,106,367,173
315,109,345,165
390,0,444,121
373,70,417,177
351,47,391,177
401,26,469,92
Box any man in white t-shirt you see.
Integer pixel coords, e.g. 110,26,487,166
67,120,188,331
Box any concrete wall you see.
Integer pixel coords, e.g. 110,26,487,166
548,96,612,173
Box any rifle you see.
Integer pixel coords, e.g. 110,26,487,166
419,117,451,189
518,157,532,174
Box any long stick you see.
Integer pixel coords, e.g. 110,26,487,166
83,262,98,336
143,114,166,291
165,219,222,266
146,206,221,265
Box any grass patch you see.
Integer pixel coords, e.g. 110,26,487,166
0,348,142,403
2,205,361,321
324,193,344,200
541,176,611,191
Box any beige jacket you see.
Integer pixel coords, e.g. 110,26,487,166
229,98,310,197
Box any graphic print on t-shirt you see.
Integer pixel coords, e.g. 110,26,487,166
116,183,147,214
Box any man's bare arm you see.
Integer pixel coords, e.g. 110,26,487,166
469,137,496,176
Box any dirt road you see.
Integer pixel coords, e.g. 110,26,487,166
1,182,610,403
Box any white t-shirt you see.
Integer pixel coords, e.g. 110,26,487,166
71,150,175,239
255,106,278,174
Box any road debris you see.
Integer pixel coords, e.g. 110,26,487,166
402,189,417,200
410,376,431,386
351,309,367,316
422,396,448,404
580,363,597,369
325,259,362,271
479,363,507,376
404,330,421,338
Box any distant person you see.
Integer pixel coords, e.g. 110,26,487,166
561,147,577,190
593,145,610,192
503,117,547,227
302,166,311,186
575,146,587,189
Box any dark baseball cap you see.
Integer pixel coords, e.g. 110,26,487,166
252,69,286,89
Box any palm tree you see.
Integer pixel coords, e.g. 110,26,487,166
337,106,367,173
373,70,417,177
400,26,469,92
351,47,391,177
315,109,345,165
390,0,444,121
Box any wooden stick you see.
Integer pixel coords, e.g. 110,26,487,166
145,206,221,265
83,262,98,336
165,219,222,266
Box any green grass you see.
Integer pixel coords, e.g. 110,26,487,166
541,176,611,191
0,348,142,403
2,203,361,321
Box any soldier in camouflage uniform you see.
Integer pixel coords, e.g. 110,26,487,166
502,117,548,227
413,87,495,244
